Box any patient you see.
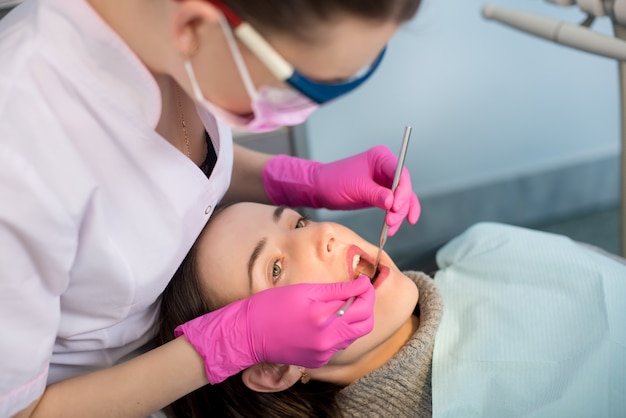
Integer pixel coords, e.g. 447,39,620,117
157,202,626,417
156,202,442,417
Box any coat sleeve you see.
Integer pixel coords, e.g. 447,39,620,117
0,146,75,417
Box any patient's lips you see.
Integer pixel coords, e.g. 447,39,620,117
371,265,389,289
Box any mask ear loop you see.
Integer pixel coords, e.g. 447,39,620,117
184,60,207,103
218,14,259,101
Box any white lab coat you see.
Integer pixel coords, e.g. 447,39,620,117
0,0,233,415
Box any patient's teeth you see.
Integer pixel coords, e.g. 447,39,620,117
352,255,360,272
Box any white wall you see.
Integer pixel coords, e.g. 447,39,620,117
300,0,620,221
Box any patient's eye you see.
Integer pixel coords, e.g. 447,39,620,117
270,214,307,285
272,260,283,283
295,216,309,229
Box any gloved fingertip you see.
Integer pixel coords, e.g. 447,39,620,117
385,209,405,227
381,191,394,210
408,195,421,224
387,223,400,237
354,274,374,288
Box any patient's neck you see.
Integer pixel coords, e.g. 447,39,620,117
312,314,420,386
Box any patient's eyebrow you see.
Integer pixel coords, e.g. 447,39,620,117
247,205,288,292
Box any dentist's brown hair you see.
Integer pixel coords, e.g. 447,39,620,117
204,0,422,42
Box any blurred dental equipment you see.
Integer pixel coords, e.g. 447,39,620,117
482,0,626,257
336,126,412,318
482,3,626,60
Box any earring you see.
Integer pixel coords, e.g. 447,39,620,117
298,367,310,384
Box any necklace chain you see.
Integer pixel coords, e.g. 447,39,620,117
174,82,191,158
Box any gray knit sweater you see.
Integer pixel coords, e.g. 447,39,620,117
337,271,443,418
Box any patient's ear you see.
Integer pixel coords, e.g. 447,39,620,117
242,363,301,393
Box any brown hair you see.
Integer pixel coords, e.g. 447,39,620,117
155,238,345,418
222,0,423,40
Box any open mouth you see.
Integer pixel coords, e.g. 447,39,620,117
351,253,380,282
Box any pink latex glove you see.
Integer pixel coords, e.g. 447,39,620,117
175,276,375,384
262,145,421,236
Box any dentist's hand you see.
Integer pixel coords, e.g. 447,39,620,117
262,146,421,236
175,276,375,384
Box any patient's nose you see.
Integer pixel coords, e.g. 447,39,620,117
313,223,335,260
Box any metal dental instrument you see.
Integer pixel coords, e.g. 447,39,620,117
371,125,412,282
336,296,355,317
336,126,412,318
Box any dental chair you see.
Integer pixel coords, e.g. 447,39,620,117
482,0,626,258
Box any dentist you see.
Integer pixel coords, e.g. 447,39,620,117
0,0,422,416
